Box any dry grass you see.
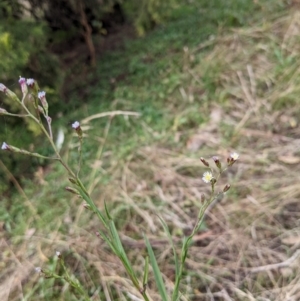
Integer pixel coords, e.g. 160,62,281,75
2,6,300,301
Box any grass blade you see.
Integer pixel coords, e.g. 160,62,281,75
157,215,179,276
144,235,168,301
143,256,149,288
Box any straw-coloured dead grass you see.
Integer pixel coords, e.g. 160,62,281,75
2,7,300,301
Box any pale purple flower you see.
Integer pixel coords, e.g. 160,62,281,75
0,83,7,93
72,121,80,130
26,78,35,87
18,77,28,95
202,171,213,183
1,142,9,150
18,77,26,84
0,108,7,114
38,91,46,100
35,267,42,273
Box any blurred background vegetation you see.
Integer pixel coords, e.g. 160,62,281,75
0,0,181,194
0,0,285,195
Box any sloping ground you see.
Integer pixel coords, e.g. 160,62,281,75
2,5,300,301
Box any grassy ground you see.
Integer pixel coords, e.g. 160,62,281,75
2,0,300,300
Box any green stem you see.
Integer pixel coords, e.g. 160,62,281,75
172,167,224,301
22,99,150,300
77,137,83,177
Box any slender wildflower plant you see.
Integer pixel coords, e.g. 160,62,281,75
1,78,239,300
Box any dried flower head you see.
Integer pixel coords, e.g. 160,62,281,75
202,171,213,183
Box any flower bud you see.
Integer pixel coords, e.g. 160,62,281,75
2,86,20,103
19,77,28,95
27,78,40,98
38,91,48,115
227,152,239,166
212,156,221,169
1,142,25,154
68,177,77,184
72,121,82,138
38,105,44,114
211,178,217,185
1,142,21,153
223,184,231,192
46,116,52,125
0,108,7,115
83,203,92,210
200,157,210,167
65,186,80,195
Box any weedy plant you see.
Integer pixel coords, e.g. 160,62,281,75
0,78,239,301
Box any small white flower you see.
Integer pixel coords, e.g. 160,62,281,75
26,78,35,86
72,121,80,129
56,251,61,257
1,142,9,150
38,91,46,100
230,152,239,160
202,171,213,183
35,267,42,273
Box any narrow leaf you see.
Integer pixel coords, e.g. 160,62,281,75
144,235,168,301
157,216,179,276
104,201,112,220
143,256,149,287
